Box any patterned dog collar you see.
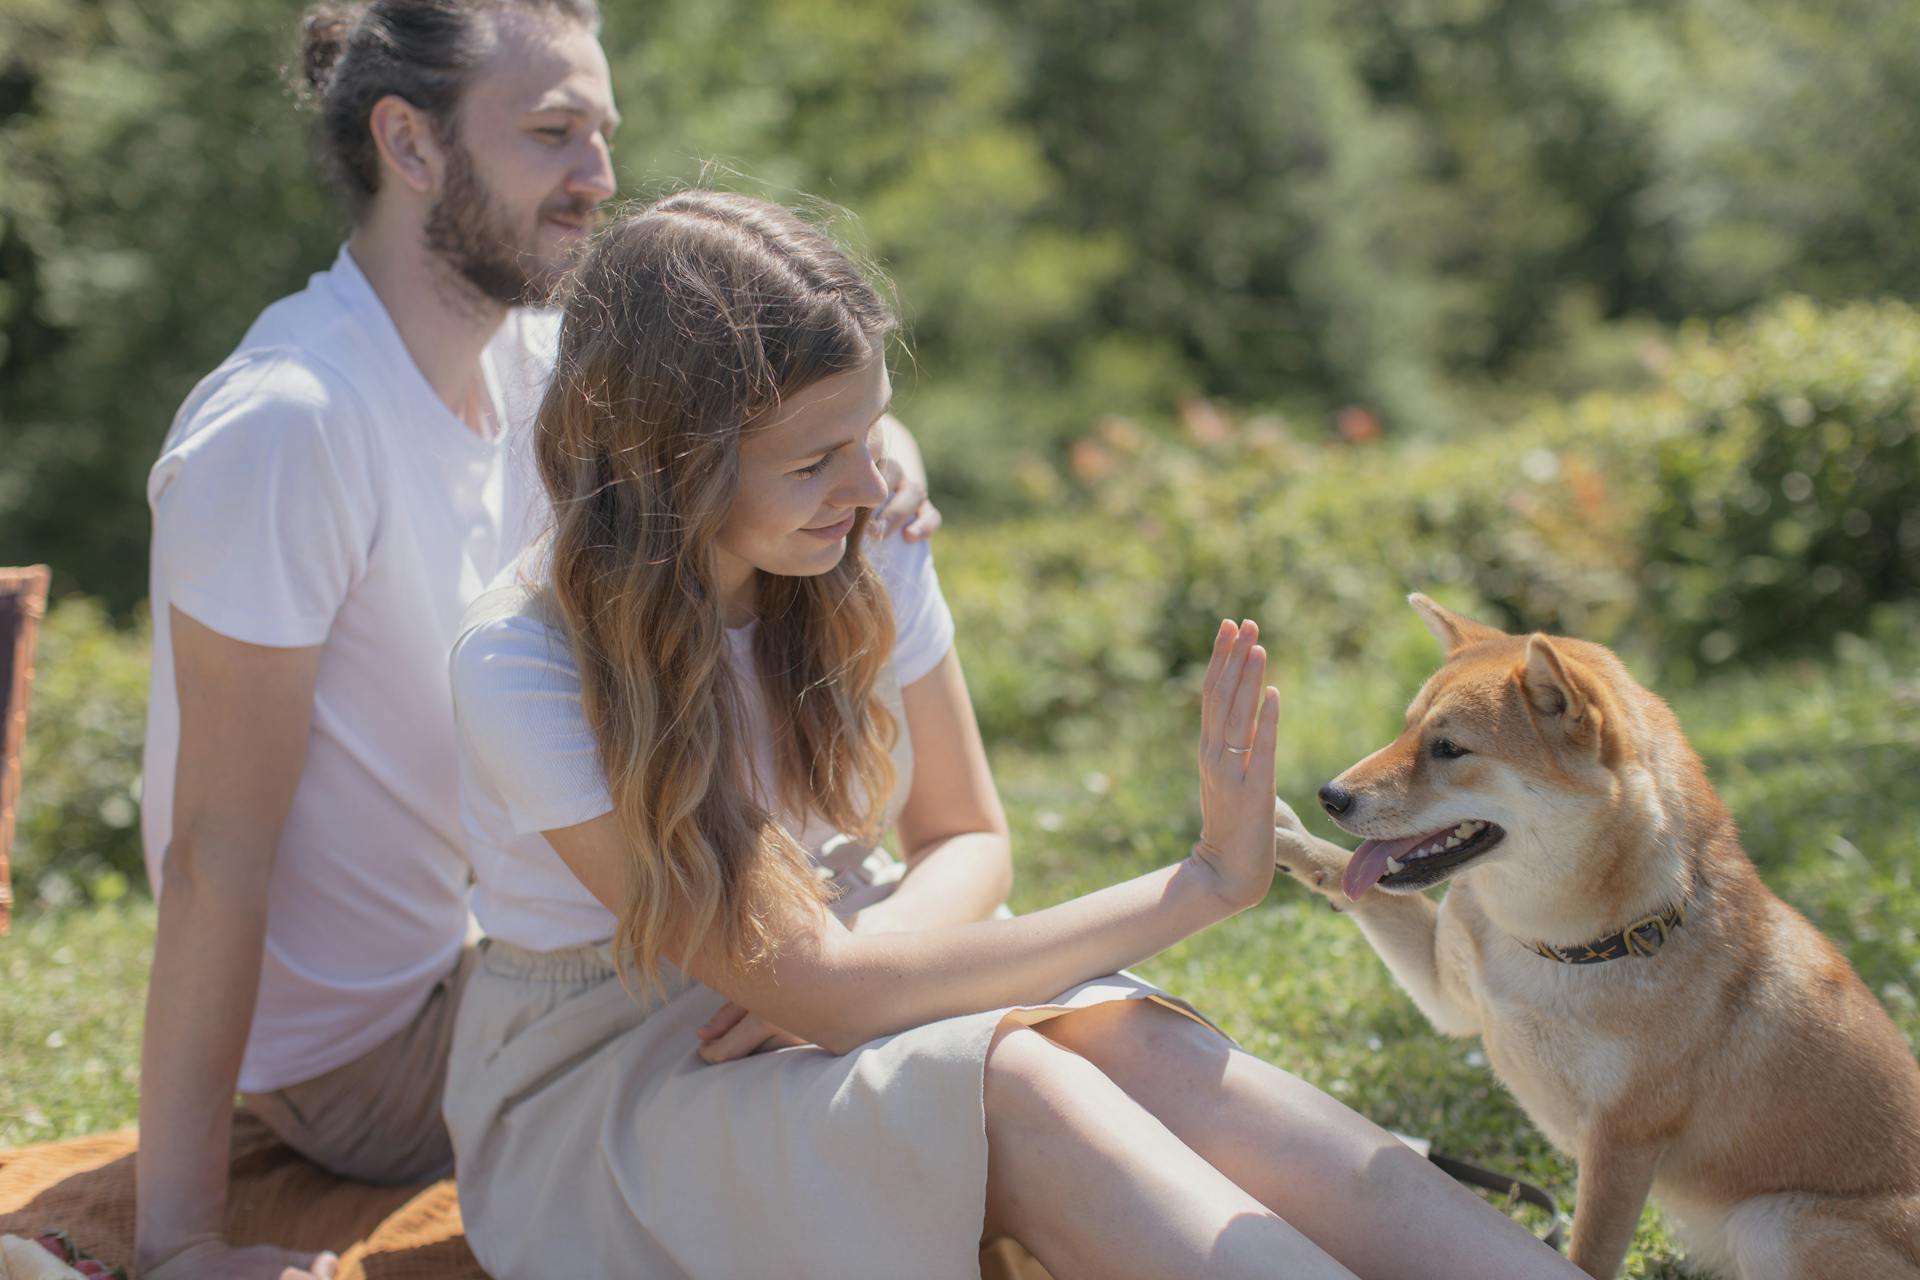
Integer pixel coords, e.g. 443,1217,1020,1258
1525,901,1688,964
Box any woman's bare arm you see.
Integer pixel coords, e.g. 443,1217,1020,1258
689,643,1010,1059
544,621,1281,1055
854,645,1011,933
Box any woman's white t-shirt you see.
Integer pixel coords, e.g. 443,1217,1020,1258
448,537,955,951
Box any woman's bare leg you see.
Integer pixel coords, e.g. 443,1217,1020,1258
1036,1000,1585,1280
983,1024,1359,1280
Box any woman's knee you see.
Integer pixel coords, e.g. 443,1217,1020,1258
981,1026,1082,1242
982,1022,1128,1135
984,1023,1071,1116
1038,999,1228,1075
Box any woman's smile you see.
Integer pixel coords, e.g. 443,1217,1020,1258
800,512,858,540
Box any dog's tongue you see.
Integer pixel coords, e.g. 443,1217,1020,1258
1342,829,1445,900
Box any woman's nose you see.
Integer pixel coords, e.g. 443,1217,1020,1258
838,448,890,509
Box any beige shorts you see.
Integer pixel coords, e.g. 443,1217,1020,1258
443,847,1225,1279
240,945,480,1184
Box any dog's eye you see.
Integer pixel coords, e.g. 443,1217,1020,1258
1431,738,1469,760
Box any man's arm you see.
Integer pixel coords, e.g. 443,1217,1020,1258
134,608,336,1280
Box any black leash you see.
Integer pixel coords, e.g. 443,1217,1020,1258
1428,1151,1568,1251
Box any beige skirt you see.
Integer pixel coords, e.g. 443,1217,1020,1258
442,853,1223,1280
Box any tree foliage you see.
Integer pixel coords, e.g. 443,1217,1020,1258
3,0,1918,607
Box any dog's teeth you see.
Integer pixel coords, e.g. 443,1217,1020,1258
1445,835,1462,849
1455,823,1476,837
1386,857,1406,874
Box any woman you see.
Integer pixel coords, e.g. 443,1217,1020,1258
443,190,1581,1280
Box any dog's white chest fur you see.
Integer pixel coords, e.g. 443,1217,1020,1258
1443,898,1639,1149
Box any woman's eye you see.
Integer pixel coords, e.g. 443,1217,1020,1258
793,457,831,479
1431,738,1468,760
534,126,570,142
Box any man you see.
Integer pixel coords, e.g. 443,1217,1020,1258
133,4,935,1277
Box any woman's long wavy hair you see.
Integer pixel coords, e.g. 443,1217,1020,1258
535,190,900,989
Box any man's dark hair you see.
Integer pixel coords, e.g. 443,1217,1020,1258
296,0,602,219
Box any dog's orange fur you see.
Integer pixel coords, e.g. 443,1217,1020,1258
1275,596,1920,1279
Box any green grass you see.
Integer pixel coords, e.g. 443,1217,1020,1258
0,898,152,1148
991,632,1918,1278
3,638,1914,1279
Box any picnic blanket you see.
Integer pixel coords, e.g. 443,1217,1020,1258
0,1112,472,1279
0,1112,1050,1278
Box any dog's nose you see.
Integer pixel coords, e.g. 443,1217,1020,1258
1318,783,1353,817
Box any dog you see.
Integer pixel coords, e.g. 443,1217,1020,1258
1272,594,1920,1279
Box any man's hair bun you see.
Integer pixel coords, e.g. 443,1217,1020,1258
290,0,601,217
298,3,360,98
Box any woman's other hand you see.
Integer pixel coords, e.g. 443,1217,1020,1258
1190,619,1281,910
696,1001,811,1063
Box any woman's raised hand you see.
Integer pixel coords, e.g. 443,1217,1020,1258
1191,619,1282,909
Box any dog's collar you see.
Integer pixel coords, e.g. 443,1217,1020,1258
1524,900,1688,964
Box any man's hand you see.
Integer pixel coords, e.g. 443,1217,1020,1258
872,413,941,541
140,1239,339,1280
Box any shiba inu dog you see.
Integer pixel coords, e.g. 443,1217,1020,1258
1273,594,1920,1279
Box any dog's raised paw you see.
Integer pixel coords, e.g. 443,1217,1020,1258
1273,796,1352,902
1275,856,1348,912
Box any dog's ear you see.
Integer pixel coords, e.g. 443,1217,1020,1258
1520,634,1601,746
1409,593,1504,654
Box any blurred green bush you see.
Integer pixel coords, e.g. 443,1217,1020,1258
1635,298,1920,667
12,599,148,909
947,295,1920,749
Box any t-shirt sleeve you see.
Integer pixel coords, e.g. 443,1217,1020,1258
870,533,956,686
148,357,374,648
449,613,615,836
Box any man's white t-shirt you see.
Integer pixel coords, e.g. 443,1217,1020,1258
141,245,557,1093
447,537,955,952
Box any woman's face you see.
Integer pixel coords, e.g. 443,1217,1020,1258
713,350,892,623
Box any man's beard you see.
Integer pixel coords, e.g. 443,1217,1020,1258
424,140,580,308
